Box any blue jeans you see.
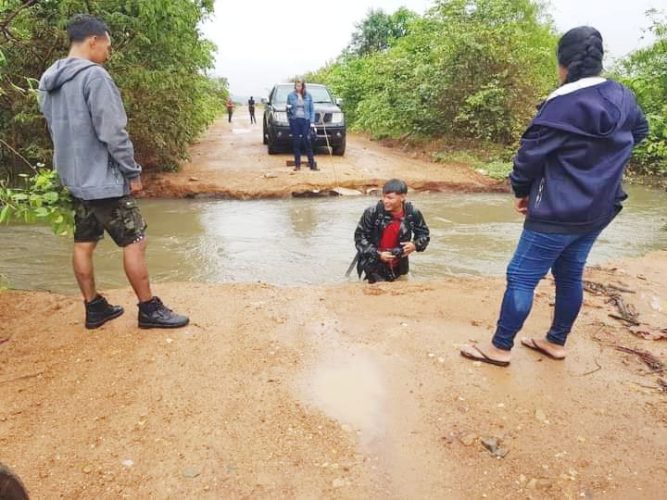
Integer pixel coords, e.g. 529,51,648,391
492,228,603,351
289,118,314,167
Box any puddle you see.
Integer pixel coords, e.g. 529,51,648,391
302,349,386,443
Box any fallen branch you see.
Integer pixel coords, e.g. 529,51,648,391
658,378,667,393
0,370,44,385
575,358,603,377
629,326,667,341
616,346,664,373
608,313,641,326
606,284,636,294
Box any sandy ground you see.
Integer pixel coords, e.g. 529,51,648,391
141,109,500,199
1,250,665,498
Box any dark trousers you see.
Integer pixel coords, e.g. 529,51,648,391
227,109,233,122
249,110,256,124
362,261,399,284
289,118,314,167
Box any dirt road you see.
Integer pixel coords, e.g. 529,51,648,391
142,111,500,199
1,251,666,498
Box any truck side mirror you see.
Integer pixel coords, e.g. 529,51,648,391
335,98,344,107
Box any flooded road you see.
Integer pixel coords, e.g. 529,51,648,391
1,186,665,293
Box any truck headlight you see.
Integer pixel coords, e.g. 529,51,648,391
273,111,288,124
330,112,344,124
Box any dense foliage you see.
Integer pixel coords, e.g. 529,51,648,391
308,1,665,176
306,0,558,145
0,0,227,176
0,168,73,235
617,12,667,175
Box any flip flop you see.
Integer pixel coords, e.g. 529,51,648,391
460,345,510,367
521,338,566,360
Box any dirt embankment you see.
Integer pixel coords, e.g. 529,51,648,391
141,112,504,200
1,250,665,498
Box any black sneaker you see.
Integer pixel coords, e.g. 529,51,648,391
138,297,189,329
309,161,319,171
85,295,124,330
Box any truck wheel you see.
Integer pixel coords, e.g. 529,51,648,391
332,138,346,156
263,122,268,145
267,135,279,155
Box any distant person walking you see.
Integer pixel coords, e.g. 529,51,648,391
286,79,317,171
460,26,649,367
226,97,234,123
248,96,256,124
38,14,189,330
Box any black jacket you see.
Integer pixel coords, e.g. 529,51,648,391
354,201,430,278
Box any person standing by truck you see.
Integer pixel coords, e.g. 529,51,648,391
286,80,317,171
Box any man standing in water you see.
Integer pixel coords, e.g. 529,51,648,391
354,179,430,283
248,96,256,124
39,15,189,330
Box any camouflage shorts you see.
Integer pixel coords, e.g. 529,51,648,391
73,196,147,247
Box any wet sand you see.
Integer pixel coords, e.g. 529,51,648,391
1,251,665,498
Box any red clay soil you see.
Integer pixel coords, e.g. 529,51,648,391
141,113,505,200
1,251,665,498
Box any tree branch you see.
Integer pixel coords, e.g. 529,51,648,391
0,0,39,31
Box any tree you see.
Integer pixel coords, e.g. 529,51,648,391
0,0,227,176
617,10,667,175
309,0,558,144
347,7,417,56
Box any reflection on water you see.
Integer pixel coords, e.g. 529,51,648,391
0,186,665,293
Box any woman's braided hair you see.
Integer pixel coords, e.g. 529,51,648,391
557,26,604,83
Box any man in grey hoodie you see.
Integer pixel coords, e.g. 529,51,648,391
39,14,188,330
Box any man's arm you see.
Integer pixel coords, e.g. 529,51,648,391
86,74,141,180
354,207,378,257
509,125,566,198
411,209,430,252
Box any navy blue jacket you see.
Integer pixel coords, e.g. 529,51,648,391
510,78,649,234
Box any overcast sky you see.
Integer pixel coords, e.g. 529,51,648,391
201,0,661,98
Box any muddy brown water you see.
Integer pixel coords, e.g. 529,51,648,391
1,186,665,293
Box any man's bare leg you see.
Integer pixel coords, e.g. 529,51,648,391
74,241,124,329
123,237,153,302
73,242,98,302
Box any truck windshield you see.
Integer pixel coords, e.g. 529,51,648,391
272,86,332,104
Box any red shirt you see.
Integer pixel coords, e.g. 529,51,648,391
379,210,404,268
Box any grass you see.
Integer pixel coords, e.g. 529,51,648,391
433,151,512,180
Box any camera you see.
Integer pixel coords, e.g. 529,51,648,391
390,247,404,259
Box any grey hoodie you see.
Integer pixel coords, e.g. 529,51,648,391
39,57,141,200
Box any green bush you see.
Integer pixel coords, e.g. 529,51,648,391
0,168,74,235
0,0,227,174
618,12,667,176
307,0,558,145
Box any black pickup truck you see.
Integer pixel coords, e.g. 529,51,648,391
263,83,346,155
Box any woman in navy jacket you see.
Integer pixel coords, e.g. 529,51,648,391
461,26,649,367
286,80,317,171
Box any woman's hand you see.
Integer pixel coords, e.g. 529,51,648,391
514,196,529,215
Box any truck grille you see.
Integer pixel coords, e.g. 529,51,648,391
314,113,333,124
